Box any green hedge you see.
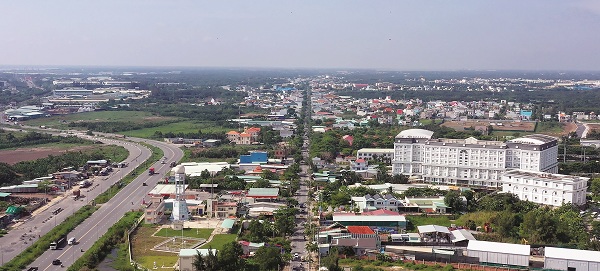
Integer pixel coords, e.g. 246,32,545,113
0,206,97,271
67,211,142,271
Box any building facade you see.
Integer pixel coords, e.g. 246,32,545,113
501,169,588,206
357,148,394,162
391,129,558,188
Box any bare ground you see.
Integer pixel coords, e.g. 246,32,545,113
0,146,96,165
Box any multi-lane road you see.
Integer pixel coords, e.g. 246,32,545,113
26,138,183,270
0,124,183,270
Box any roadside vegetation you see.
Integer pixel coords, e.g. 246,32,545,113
0,144,127,186
0,130,88,150
67,211,142,271
0,206,97,271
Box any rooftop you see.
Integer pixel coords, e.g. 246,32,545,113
395,129,434,139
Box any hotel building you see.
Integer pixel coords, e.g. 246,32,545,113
391,129,558,188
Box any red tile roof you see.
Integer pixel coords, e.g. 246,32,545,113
347,226,375,234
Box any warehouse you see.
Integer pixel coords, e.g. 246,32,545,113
545,247,600,271
467,240,530,268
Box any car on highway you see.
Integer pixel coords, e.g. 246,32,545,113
52,259,62,265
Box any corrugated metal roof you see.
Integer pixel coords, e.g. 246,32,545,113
450,229,476,242
0,192,11,197
418,225,450,234
333,215,406,222
545,247,600,262
247,188,279,197
467,240,529,256
221,219,235,229
179,249,218,257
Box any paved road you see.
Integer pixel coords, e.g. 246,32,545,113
575,121,588,138
27,138,183,270
0,134,147,266
290,163,310,271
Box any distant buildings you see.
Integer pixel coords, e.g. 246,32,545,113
226,127,261,145
391,129,558,188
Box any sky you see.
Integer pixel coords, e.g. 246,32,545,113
1,0,599,71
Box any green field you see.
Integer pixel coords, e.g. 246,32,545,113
155,228,214,239
120,120,229,138
24,111,175,130
534,121,566,134
200,234,237,250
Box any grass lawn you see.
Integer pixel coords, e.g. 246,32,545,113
534,121,566,134
406,215,453,232
120,120,230,138
24,111,175,130
131,226,179,269
155,227,214,239
200,234,237,250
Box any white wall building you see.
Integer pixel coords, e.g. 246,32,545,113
545,247,600,271
467,240,530,267
391,129,558,188
357,148,394,161
501,169,588,206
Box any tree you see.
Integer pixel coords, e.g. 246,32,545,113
444,190,465,214
218,241,245,271
492,210,520,239
253,246,283,271
193,249,218,271
274,206,296,237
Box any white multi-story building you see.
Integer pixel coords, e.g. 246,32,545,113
501,169,588,206
391,129,558,188
357,148,394,162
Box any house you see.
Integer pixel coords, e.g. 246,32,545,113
401,196,455,213
351,158,368,171
144,196,166,224
238,241,265,256
351,194,399,212
178,249,218,271
226,127,261,145
342,135,354,146
206,200,238,218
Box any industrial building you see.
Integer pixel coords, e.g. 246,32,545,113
544,247,600,271
467,240,530,268
392,129,558,188
501,169,589,206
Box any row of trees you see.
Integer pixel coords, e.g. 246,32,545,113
0,130,86,150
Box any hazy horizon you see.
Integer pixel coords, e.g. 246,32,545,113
2,1,599,71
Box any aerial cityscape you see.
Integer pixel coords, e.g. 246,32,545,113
1,1,600,271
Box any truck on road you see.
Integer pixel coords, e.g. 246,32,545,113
72,190,80,200
50,234,67,250
148,168,155,175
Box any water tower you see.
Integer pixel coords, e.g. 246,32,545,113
171,165,189,221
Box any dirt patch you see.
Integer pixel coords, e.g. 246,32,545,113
0,146,96,165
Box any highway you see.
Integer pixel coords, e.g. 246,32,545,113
0,135,147,265
27,138,183,270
